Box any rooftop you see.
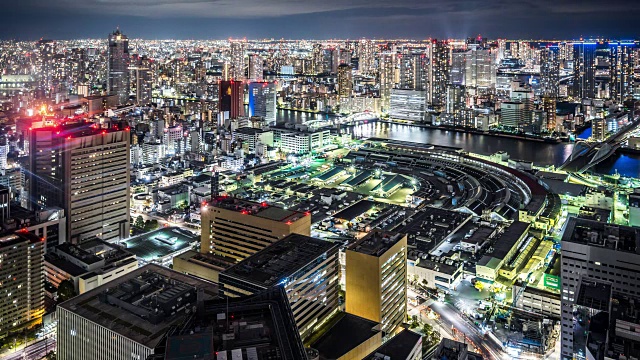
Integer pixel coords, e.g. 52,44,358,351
562,217,640,254
348,230,406,257
364,329,421,359
311,312,381,360
159,287,307,360
121,227,197,262
208,196,307,223
222,233,339,287
32,121,128,139
58,264,218,349
491,221,529,260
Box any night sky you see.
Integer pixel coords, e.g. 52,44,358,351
2,0,640,40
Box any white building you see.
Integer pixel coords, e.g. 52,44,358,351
389,89,426,122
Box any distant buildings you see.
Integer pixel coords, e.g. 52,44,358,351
346,230,408,335
107,29,130,106
219,80,244,119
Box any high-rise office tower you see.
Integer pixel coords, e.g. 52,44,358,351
0,230,44,334
465,48,495,89
572,41,597,99
130,56,152,105
248,82,276,124
337,64,353,98
560,218,640,360
248,54,264,81
346,230,407,335
230,40,246,80
430,40,450,109
540,47,560,98
219,234,340,340
200,197,310,262
107,28,130,106
218,80,244,119
379,53,395,111
29,123,131,244
450,50,466,86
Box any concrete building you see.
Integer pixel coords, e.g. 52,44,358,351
311,312,383,360
560,217,640,359
629,189,640,227
411,257,463,293
280,129,331,155
346,230,408,334
29,123,130,244
389,89,426,122
172,250,232,283
56,264,217,360
44,239,137,294
0,230,44,334
219,233,340,339
475,222,530,283
232,127,273,152
200,197,311,262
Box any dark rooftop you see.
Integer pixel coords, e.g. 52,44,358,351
222,233,339,287
491,221,529,260
59,264,218,349
312,312,381,360
348,230,406,257
158,287,307,360
562,217,640,254
364,329,421,360
333,199,377,221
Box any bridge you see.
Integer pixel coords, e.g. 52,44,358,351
302,112,378,129
559,115,640,173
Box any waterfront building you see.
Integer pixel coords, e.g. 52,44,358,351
389,89,426,122
338,64,353,98
248,81,276,124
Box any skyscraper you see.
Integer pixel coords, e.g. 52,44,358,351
229,40,246,80
107,28,130,106
540,47,560,98
337,64,353,98
358,39,376,75
248,81,276,124
218,80,244,119
29,123,131,244
379,53,395,111
430,40,450,109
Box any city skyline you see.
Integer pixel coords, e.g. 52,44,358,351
2,0,640,40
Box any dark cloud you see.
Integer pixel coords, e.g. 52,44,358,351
1,0,639,40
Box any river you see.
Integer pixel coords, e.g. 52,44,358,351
276,110,640,177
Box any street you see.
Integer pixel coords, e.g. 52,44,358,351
2,336,56,360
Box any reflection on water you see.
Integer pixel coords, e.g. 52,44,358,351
275,110,639,177
349,122,575,166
